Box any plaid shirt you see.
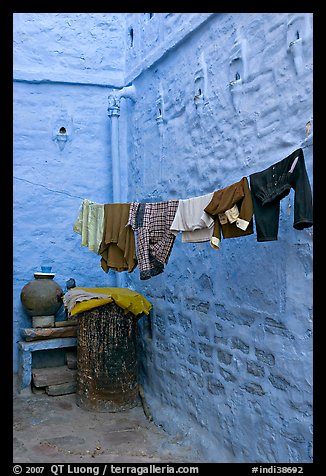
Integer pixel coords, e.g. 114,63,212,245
128,200,179,280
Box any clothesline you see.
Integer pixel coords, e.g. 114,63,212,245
73,147,313,280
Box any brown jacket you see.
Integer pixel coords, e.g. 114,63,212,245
99,203,137,273
204,177,254,249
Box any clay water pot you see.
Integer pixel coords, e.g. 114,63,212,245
20,273,64,317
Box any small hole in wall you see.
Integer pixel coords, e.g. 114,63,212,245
59,127,66,134
296,30,300,39
158,108,162,115
198,88,202,95
235,72,240,80
129,27,134,47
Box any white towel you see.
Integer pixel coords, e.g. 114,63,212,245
170,192,215,243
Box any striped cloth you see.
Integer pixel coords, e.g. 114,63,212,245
128,200,179,280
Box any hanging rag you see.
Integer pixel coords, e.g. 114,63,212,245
99,203,137,273
170,192,215,242
249,148,313,241
73,199,104,254
204,176,254,249
127,200,179,280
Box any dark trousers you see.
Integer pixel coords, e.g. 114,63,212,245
249,148,313,241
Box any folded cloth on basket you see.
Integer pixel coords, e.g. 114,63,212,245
63,287,152,317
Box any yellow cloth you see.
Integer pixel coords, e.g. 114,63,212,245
67,287,152,317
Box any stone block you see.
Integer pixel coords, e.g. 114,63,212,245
46,381,77,396
32,315,55,328
217,349,233,365
268,374,291,391
264,318,294,339
207,377,225,395
200,359,214,373
255,348,275,366
32,366,76,387
198,343,213,358
54,319,78,327
243,382,265,396
231,337,250,354
220,367,236,382
21,326,77,341
214,336,228,345
246,360,265,377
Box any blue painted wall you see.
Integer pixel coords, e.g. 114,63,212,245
13,13,313,463
13,13,127,370
123,13,313,463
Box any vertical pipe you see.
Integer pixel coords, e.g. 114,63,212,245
108,85,136,203
108,98,121,287
108,86,136,288
107,99,121,203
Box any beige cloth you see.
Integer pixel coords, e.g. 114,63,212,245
63,288,111,315
218,203,240,225
73,199,105,254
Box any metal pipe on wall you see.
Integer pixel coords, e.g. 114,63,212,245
107,84,137,286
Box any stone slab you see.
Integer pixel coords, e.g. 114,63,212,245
32,315,55,328
46,381,77,396
54,319,77,327
21,326,77,341
32,385,47,395
32,366,76,387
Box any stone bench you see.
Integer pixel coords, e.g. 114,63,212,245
18,337,77,395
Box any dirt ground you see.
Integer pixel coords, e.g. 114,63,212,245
13,379,196,464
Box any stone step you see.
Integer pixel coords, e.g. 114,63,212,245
31,385,46,395
32,366,77,387
21,326,77,341
54,319,78,327
46,381,77,396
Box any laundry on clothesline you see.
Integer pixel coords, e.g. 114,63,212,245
249,148,313,242
72,147,313,280
170,192,215,243
127,200,179,280
99,203,137,273
73,198,104,254
204,176,254,249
